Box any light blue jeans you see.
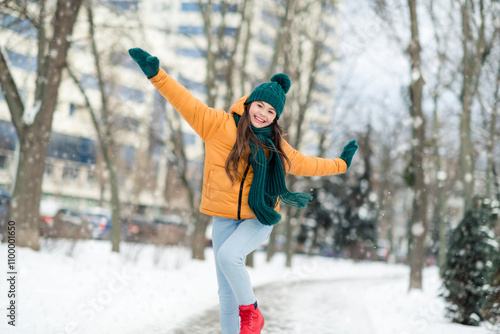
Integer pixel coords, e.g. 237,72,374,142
211,217,273,334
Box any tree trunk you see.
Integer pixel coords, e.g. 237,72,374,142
9,134,49,249
285,203,305,268
284,206,296,267
431,76,447,276
266,226,277,262
86,2,121,253
223,0,250,110
266,0,295,79
239,0,254,95
459,0,486,211
0,0,83,250
486,63,500,199
428,0,450,277
245,251,254,267
407,0,428,290
192,212,210,260
69,65,122,253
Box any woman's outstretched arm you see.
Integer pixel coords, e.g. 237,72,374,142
129,48,227,142
282,139,358,176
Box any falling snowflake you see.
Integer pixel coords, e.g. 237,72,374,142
411,222,424,236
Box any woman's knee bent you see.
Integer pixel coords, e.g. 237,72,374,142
217,246,244,272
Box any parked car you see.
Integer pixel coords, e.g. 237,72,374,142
45,208,91,239
81,208,112,240
39,200,62,236
0,186,11,240
123,214,156,243
153,215,188,245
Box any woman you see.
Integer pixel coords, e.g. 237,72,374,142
129,48,358,334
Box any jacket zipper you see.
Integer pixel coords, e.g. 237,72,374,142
237,163,251,220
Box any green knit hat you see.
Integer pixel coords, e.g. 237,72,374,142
245,73,291,119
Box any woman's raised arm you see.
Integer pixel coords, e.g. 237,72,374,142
129,48,227,142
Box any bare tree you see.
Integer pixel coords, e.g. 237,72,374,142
458,0,498,211
64,1,124,252
406,0,428,290
0,0,83,249
484,63,500,200
426,0,457,275
85,2,123,252
283,0,339,267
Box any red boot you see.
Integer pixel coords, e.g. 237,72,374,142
239,301,264,334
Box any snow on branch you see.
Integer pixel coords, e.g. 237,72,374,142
22,100,41,125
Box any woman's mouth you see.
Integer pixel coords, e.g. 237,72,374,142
254,116,265,124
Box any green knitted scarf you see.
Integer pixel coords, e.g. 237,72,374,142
233,114,313,226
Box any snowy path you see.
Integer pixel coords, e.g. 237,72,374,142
168,272,497,334
168,275,404,334
0,241,494,334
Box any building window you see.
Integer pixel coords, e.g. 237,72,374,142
213,27,237,37
62,166,79,180
79,73,144,103
6,50,37,72
106,0,139,11
176,48,205,58
87,168,95,183
44,163,54,176
69,103,76,116
178,25,237,37
0,13,37,38
213,3,238,13
181,2,237,13
178,25,205,35
181,2,200,11
0,120,17,151
47,133,97,164
0,155,7,169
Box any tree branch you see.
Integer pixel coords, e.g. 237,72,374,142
0,47,25,136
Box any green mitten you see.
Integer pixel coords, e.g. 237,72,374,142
128,48,160,79
340,139,358,169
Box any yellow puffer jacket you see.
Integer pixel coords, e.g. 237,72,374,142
150,69,347,220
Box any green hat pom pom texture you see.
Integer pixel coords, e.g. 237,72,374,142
246,73,291,119
271,73,291,94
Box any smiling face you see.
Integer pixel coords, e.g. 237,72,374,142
247,101,277,128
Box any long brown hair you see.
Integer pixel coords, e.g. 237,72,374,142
225,103,291,184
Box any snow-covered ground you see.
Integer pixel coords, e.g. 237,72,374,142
0,239,497,334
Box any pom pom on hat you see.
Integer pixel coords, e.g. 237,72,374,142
271,73,291,94
245,73,291,119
